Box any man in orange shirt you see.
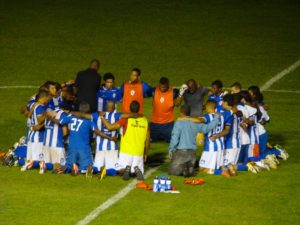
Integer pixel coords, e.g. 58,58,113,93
119,68,153,114
150,77,182,143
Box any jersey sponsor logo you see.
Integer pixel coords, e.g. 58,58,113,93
130,90,135,96
160,97,165,103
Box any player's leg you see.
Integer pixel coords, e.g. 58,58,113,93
104,150,119,176
78,148,93,173
168,150,187,176
132,155,144,180
161,122,174,143
93,150,105,174
149,122,160,143
43,146,53,171
118,152,133,180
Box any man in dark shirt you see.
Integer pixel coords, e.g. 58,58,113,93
74,59,101,112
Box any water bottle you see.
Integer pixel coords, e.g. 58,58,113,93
166,177,172,190
160,177,166,192
153,176,159,192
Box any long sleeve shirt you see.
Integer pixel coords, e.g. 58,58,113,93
168,116,220,153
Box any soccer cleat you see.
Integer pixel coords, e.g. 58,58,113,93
246,162,258,174
255,160,270,171
266,154,279,165
278,151,288,160
86,165,93,179
228,164,237,176
39,162,46,174
20,161,33,172
274,145,289,160
264,156,277,170
52,163,66,174
98,167,106,180
134,166,144,181
123,166,131,181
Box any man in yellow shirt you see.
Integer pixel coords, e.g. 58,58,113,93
101,101,150,181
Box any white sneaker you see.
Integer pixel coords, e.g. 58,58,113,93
255,160,270,171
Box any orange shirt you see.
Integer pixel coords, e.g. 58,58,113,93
152,87,175,124
122,81,144,114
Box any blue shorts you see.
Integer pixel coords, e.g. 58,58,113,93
259,132,268,154
66,148,93,171
150,122,174,143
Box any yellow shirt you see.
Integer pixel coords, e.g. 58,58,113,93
120,117,148,156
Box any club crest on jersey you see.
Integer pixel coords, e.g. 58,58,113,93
39,153,44,160
160,97,165,103
130,90,135,96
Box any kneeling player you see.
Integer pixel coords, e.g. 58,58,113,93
101,101,150,181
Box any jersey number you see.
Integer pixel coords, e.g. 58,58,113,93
70,118,83,131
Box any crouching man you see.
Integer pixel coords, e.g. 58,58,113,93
168,105,220,177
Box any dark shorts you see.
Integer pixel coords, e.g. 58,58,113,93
150,122,174,143
168,150,197,176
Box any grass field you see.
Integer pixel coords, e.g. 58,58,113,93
0,0,300,225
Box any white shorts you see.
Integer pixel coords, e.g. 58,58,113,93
199,150,224,170
43,146,66,165
26,142,44,161
93,150,119,171
118,152,144,174
223,148,241,166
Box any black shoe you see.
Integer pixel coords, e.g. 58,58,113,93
134,166,144,181
123,166,131,181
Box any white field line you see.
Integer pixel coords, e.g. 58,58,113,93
76,167,159,225
260,58,300,91
0,85,39,89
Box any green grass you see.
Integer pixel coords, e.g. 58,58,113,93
0,0,300,224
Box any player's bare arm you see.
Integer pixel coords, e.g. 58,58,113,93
100,116,120,131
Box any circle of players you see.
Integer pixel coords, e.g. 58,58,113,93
1,64,289,180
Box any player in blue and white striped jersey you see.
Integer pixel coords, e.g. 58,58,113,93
92,101,122,175
21,90,51,173
208,80,226,112
97,73,122,112
43,108,68,170
199,100,231,176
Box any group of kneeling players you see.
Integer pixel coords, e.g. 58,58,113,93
2,65,289,181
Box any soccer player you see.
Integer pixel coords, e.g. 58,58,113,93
48,102,114,175
208,80,225,112
150,77,181,143
42,106,69,172
222,94,242,176
21,90,51,173
230,82,242,94
71,101,122,177
97,73,122,112
100,101,150,181
168,105,220,177
119,68,153,114
199,99,231,176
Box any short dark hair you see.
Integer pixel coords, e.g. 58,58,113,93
248,85,264,104
55,82,62,91
232,93,242,105
159,77,169,86
41,81,56,90
240,90,252,103
231,82,242,90
103,73,115,81
130,101,140,113
79,101,90,113
186,79,197,87
211,80,223,89
36,90,49,101
132,68,141,76
90,59,100,67
180,105,191,116
223,94,234,106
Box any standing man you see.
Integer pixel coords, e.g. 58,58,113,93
74,59,101,113
150,77,181,143
119,68,152,114
181,79,209,117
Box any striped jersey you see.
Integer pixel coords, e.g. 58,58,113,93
28,104,45,143
225,111,241,149
43,109,68,148
47,95,63,111
203,113,225,152
257,105,270,135
92,111,122,151
245,105,259,144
